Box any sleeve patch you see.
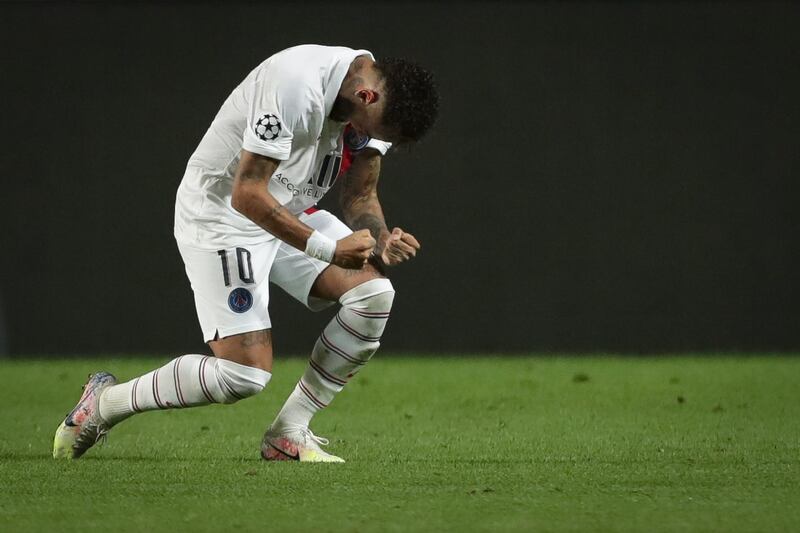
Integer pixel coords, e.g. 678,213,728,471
254,114,283,141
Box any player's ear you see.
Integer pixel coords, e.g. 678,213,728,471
356,88,379,106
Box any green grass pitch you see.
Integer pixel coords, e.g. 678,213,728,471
1,355,798,532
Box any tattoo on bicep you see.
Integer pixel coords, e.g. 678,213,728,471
366,156,380,173
340,171,362,200
340,168,379,211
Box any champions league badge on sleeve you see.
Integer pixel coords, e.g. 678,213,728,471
254,114,282,141
344,126,370,151
228,288,254,313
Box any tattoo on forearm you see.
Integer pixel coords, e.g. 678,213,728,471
353,213,387,242
239,170,268,183
267,205,284,218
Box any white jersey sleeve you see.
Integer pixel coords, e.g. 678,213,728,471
241,61,322,161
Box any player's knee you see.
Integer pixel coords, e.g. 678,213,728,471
338,278,395,341
340,278,395,313
215,359,271,403
369,281,395,314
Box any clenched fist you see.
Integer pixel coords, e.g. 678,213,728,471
379,227,420,266
333,229,376,269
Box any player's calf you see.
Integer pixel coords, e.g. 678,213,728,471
268,278,395,437
53,354,271,459
99,355,271,426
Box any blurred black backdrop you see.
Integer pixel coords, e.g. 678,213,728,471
1,1,798,356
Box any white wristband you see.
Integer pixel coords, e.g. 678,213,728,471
304,230,336,263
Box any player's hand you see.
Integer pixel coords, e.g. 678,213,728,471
333,229,376,269
379,228,420,266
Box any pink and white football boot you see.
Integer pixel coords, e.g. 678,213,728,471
261,424,345,463
53,372,117,459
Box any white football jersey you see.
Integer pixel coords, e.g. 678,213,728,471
174,45,391,249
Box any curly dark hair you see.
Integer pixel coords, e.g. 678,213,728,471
374,57,439,144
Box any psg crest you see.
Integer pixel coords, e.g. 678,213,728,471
228,288,254,313
254,114,282,141
344,126,370,151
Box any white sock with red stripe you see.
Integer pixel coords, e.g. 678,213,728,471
98,355,271,426
271,278,395,430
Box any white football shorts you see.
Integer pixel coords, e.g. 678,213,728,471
176,209,352,342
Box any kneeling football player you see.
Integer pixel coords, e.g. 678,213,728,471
53,44,438,462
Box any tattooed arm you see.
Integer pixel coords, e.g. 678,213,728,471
232,149,374,268
339,149,420,266
231,150,312,251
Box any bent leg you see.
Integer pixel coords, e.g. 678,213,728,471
56,329,274,459
99,344,272,426
270,262,395,431
98,238,281,424
99,329,274,426
54,235,281,458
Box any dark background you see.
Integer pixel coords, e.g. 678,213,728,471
1,1,798,356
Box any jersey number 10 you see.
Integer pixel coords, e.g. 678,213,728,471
217,248,254,287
